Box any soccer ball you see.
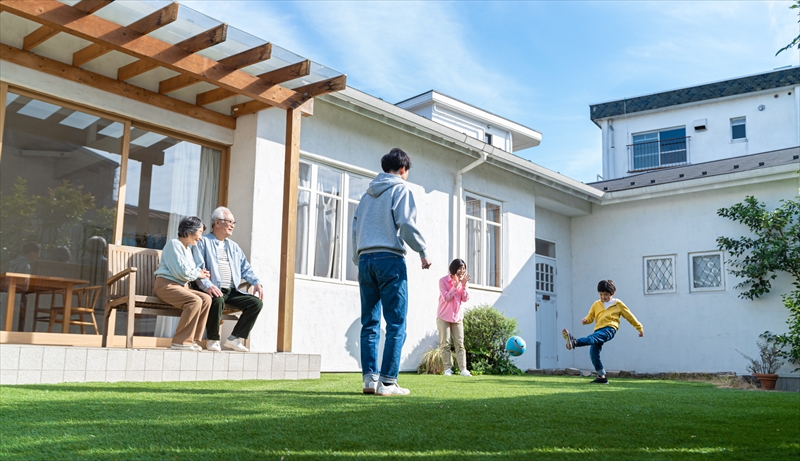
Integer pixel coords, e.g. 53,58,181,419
505,336,526,357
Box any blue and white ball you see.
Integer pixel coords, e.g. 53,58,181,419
505,336,526,357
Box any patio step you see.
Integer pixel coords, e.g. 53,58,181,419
0,345,320,385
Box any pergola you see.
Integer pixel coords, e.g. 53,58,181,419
0,0,348,352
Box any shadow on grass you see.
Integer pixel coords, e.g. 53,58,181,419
2,375,798,460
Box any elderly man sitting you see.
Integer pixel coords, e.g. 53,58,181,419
193,207,264,352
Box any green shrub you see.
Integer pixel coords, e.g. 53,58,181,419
463,304,523,375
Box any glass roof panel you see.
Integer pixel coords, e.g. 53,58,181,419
57,0,344,89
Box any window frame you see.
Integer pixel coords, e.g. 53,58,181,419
688,250,725,293
629,126,688,171
730,117,747,142
643,254,677,295
1,84,230,247
294,158,370,284
463,191,503,289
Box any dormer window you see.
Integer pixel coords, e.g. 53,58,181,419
629,127,688,171
484,133,493,145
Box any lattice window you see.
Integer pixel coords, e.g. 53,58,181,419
536,262,555,294
644,255,676,294
690,251,724,292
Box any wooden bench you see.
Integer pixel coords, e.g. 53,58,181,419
102,244,246,348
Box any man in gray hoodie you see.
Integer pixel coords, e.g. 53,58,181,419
352,148,432,396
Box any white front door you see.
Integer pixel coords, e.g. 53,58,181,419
535,257,557,369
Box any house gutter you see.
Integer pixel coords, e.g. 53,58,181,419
454,151,489,260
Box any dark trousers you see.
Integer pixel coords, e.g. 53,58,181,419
205,287,263,341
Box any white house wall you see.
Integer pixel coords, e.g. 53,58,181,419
570,177,797,375
602,87,800,180
230,98,545,372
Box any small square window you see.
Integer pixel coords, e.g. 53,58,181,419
689,251,725,292
731,117,746,140
644,255,676,294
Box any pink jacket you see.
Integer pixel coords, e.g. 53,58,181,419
437,275,470,323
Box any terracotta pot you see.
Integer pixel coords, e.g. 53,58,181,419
754,373,779,390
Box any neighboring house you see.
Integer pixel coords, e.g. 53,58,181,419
570,67,800,377
0,2,797,382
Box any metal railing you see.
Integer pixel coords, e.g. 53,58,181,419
627,136,690,172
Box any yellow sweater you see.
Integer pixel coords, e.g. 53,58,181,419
584,299,644,333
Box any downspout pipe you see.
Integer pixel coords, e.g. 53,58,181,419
454,151,489,260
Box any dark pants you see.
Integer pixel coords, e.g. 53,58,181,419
205,287,263,341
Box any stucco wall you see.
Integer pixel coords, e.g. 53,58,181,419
232,99,543,372
570,177,798,375
602,86,800,179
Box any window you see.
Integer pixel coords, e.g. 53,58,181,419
689,251,724,292
630,127,688,171
295,160,370,282
535,239,556,258
465,194,502,288
484,133,493,145
643,255,676,294
731,117,746,141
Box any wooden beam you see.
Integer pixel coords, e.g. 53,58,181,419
159,42,272,94
196,59,310,106
0,44,236,129
22,0,113,51
277,107,301,352
231,74,346,117
118,23,228,81
0,82,7,163
0,0,305,110
72,2,179,67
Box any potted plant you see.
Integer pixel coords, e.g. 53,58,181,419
737,336,785,390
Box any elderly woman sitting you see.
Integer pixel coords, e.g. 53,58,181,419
153,216,212,351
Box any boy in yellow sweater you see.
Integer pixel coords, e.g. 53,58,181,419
562,280,644,384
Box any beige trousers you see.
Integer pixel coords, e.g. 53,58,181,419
154,277,211,345
437,317,467,371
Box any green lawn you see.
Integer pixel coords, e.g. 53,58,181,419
1,373,798,460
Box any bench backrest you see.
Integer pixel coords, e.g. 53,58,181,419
108,244,161,298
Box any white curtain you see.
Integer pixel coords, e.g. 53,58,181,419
197,146,220,226
314,195,339,278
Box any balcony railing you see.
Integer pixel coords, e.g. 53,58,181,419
627,136,690,172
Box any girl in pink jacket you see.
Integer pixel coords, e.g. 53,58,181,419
437,259,471,376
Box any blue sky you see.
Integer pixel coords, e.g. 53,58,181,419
185,0,799,183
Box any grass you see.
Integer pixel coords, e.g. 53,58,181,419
1,373,798,460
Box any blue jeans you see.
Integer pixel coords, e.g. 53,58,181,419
358,253,408,384
575,326,616,376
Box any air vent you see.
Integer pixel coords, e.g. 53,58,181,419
630,182,635,186
692,118,707,131
679,174,685,178
758,162,765,166
701,171,707,176
733,165,739,169
650,180,656,184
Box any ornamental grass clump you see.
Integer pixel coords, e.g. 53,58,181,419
463,304,523,375
417,345,446,374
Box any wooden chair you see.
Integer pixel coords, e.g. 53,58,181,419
102,244,245,348
45,286,103,334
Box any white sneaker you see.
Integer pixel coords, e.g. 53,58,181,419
171,343,194,350
363,377,378,394
443,368,453,376
376,382,410,396
206,340,221,352
223,338,249,352
460,369,472,377
191,342,203,352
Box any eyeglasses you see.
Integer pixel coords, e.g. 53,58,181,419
218,219,237,226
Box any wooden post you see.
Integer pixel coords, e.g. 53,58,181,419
277,108,301,352
0,82,7,162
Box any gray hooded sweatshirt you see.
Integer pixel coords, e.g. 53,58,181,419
351,172,428,264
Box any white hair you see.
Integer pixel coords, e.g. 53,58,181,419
211,206,231,226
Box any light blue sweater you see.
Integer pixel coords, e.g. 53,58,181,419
351,172,428,264
154,239,201,284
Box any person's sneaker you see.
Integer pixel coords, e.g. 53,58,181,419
223,338,249,352
171,343,194,350
460,369,472,377
376,382,410,396
191,342,203,352
206,340,221,352
562,329,576,350
591,376,609,384
443,368,453,376
363,378,378,394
